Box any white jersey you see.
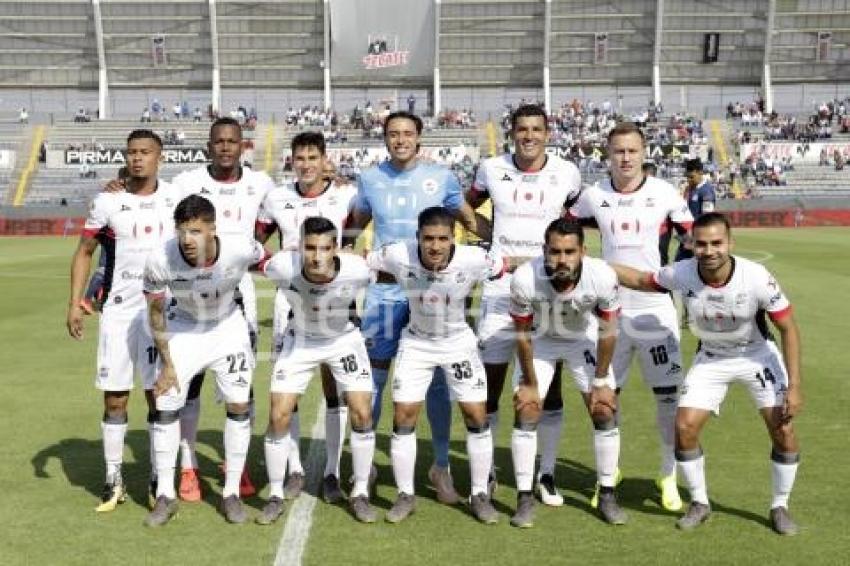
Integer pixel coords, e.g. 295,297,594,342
83,181,181,316
171,166,274,237
510,256,620,339
143,235,265,323
652,256,792,357
264,251,370,339
472,154,582,260
569,175,693,309
258,180,356,249
367,241,505,338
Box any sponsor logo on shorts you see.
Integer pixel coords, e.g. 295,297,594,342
666,362,682,376
113,295,123,304
234,375,249,386
98,366,109,378
473,377,485,389
686,290,696,298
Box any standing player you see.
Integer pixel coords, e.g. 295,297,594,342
169,118,274,501
344,111,488,503
508,219,621,527
569,122,693,516
67,130,180,512
610,213,802,535
142,195,266,526
676,158,716,262
467,104,582,504
258,217,377,524
256,131,357,502
366,207,503,524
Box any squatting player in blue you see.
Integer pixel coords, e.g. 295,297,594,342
344,111,489,504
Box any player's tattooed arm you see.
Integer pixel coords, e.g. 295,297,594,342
513,317,541,412
456,201,492,241
66,236,99,340
147,295,179,397
773,311,803,422
609,263,664,293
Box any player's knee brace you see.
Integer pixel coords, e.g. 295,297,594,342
152,409,181,425
226,410,251,422
392,424,415,435
102,412,128,424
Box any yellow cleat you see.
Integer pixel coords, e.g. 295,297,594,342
656,473,683,512
590,468,623,509
95,481,126,513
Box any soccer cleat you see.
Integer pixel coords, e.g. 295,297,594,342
221,495,248,524
469,493,499,525
676,501,711,530
428,464,460,505
147,478,158,510
240,467,256,498
256,496,285,526
283,472,305,500
510,492,536,528
179,468,202,502
143,496,178,527
350,495,377,524
769,506,799,536
656,473,683,512
95,478,127,513
597,490,628,525
591,467,623,509
385,493,416,524
536,473,564,507
322,474,345,504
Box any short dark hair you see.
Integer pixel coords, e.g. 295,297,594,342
127,129,162,148
607,121,646,144
642,161,657,175
693,212,731,235
511,104,549,131
174,194,215,225
417,206,456,231
291,131,326,155
117,166,130,180
302,216,338,241
210,117,242,139
685,158,704,173
384,111,423,135
544,218,584,246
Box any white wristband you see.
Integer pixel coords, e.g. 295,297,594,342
592,377,612,389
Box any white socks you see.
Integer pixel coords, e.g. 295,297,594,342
511,427,537,492
264,431,291,499
593,424,621,487
467,427,493,496
676,448,709,505
223,414,251,498
101,417,127,482
349,427,375,498
153,419,180,499
770,450,800,509
391,428,417,495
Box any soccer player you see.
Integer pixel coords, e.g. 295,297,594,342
366,207,504,524
467,104,582,505
344,111,488,503
167,117,274,502
676,158,716,262
258,217,377,524
142,194,267,527
569,121,694,518
67,130,181,512
610,212,803,535
255,131,358,502
508,218,621,527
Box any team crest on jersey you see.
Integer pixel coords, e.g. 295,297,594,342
735,293,748,306
455,271,468,284
165,198,174,207
120,205,132,212
549,175,558,186
247,186,255,196
645,198,655,207
200,188,212,195
421,178,439,195
337,285,353,297
601,200,610,207
501,173,513,182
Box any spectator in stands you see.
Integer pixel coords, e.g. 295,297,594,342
173,102,182,121
151,99,162,120
407,94,416,114
19,107,28,124
193,107,202,122
75,107,90,123
141,107,151,123
181,100,190,119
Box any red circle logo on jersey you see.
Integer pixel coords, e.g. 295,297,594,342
524,193,533,200
224,210,232,218
621,222,630,230
144,226,152,233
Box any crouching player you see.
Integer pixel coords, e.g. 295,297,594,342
142,195,267,526
508,218,622,528
611,212,803,535
367,206,505,524
258,217,377,524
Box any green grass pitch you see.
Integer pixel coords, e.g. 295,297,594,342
1,227,848,565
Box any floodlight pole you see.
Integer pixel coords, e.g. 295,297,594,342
652,0,664,108
92,0,108,119
324,0,331,111
543,0,552,111
433,0,442,116
763,0,776,114
209,0,221,114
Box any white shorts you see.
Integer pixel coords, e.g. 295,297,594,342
156,310,254,411
511,335,615,396
392,328,487,403
476,284,516,365
679,341,788,415
271,288,292,363
270,329,372,395
95,309,157,391
612,304,684,390
237,272,258,334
